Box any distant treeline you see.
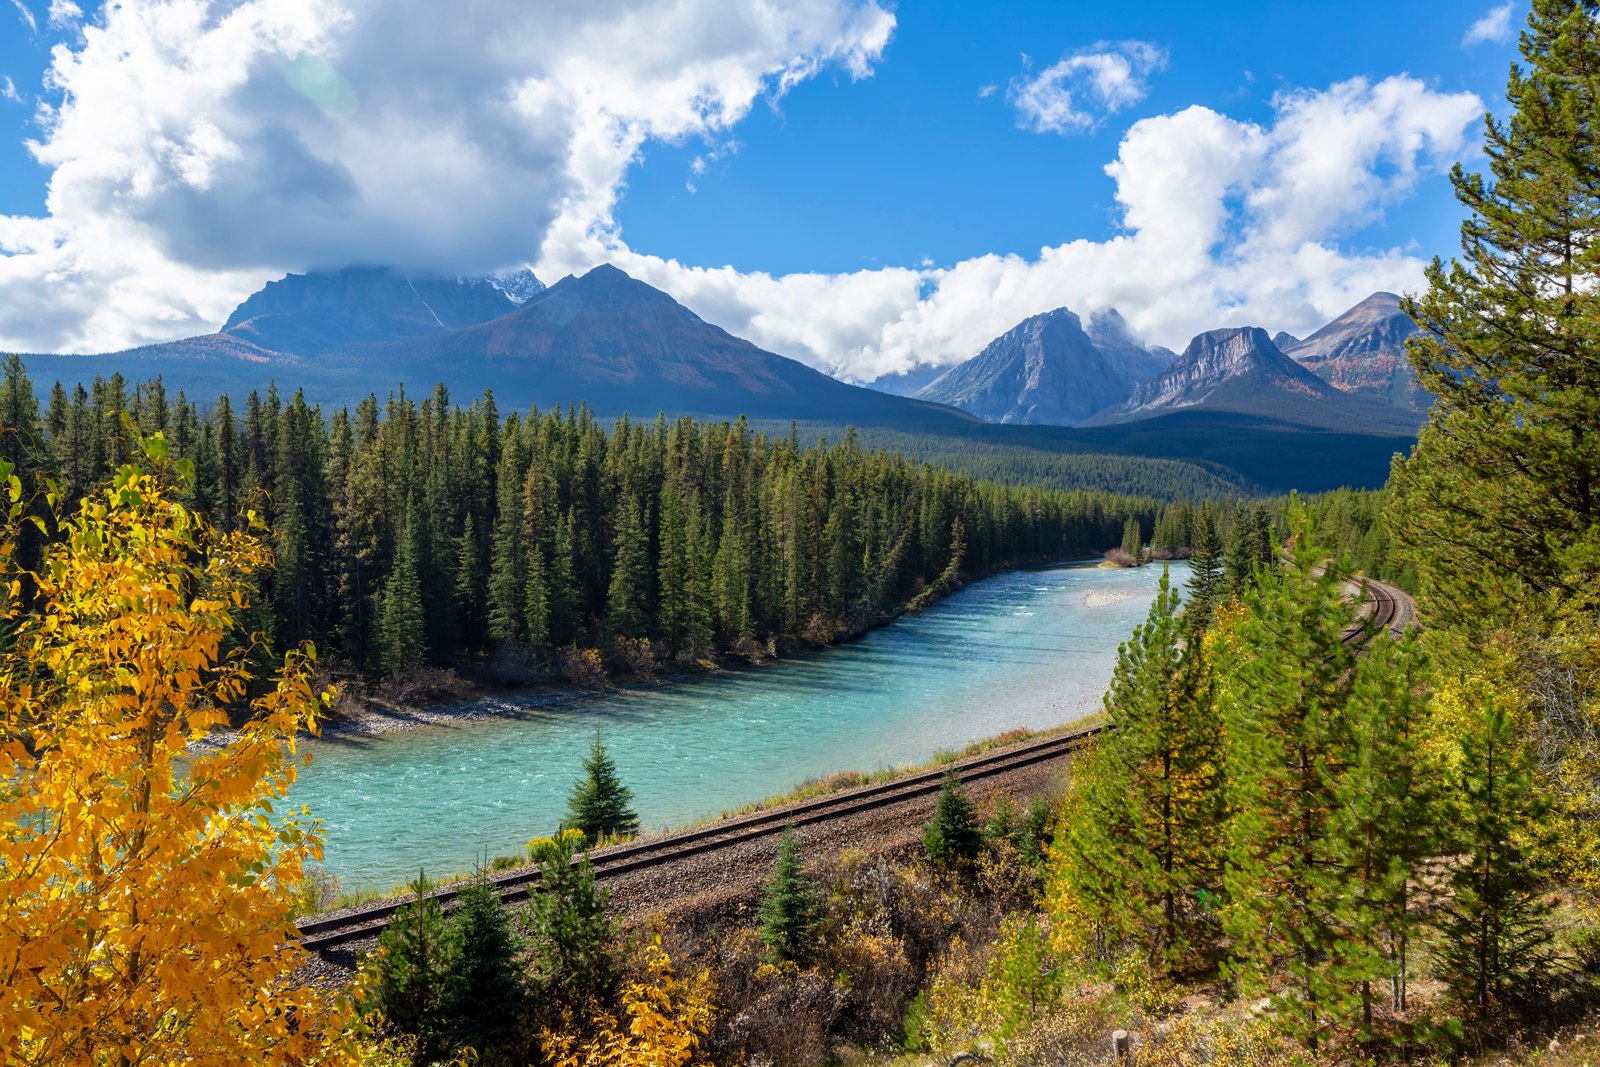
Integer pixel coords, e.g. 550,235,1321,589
0,358,1188,680
760,424,1259,501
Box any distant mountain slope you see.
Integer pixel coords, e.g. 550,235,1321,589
219,266,542,357
326,264,976,426
864,364,948,397
1084,326,1421,434
1282,292,1425,411
912,307,1169,426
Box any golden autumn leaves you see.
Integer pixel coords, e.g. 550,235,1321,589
0,428,345,1065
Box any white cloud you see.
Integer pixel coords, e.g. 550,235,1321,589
1463,3,1514,46
46,0,79,29
8,0,36,34
0,0,894,353
1008,41,1166,135
535,75,1480,382
1,77,19,103
0,6,1482,390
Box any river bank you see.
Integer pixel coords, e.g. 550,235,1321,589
302,554,1111,745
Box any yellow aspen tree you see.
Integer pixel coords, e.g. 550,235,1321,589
0,432,350,1065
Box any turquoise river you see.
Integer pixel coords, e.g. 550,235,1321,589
291,560,1188,892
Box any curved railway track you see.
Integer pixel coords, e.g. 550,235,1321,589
298,574,1416,954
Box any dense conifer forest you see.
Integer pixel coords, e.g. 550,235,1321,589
0,358,1176,682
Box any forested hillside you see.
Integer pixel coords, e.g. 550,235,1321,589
0,360,1162,683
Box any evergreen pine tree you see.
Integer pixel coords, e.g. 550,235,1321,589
604,495,649,641
1328,629,1438,1032
1061,570,1223,966
547,509,582,647
380,506,428,676
561,732,640,842
1223,502,1255,599
758,828,821,965
1219,533,1360,1049
443,880,525,1058
1392,0,1600,628
1185,506,1225,631
923,771,982,869
453,512,485,650
1120,515,1144,563
1434,697,1555,1016
524,829,618,1008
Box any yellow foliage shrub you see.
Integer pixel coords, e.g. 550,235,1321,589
540,937,716,1067
0,442,351,1064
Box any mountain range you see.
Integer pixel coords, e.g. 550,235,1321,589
896,291,1424,433
13,262,1429,493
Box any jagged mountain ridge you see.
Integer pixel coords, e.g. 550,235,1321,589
912,307,1170,426
1083,325,1421,433
1281,291,1424,411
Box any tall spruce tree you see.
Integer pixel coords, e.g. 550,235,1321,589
379,505,428,676
1185,505,1226,630
561,732,639,842
1120,515,1144,563
1392,0,1600,628
1059,570,1223,966
1328,629,1437,1031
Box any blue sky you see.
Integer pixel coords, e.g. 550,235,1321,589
0,0,1522,376
618,2,1508,277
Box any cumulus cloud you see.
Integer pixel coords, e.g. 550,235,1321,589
0,4,1481,389
1008,41,1166,135
0,0,894,352
536,75,1480,381
1463,3,1514,46
1,77,20,103
46,0,79,29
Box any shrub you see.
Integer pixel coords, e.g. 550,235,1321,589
539,937,715,1067
605,634,658,676
554,645,608,688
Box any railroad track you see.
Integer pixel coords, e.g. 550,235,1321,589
297,574,1418,954
297,723,1105,951
1342,575,1413,645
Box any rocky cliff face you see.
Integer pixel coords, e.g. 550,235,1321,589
1123,326,1332,410
1282,292,1424,410
913,307,1167,426
1084,324,1422,434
